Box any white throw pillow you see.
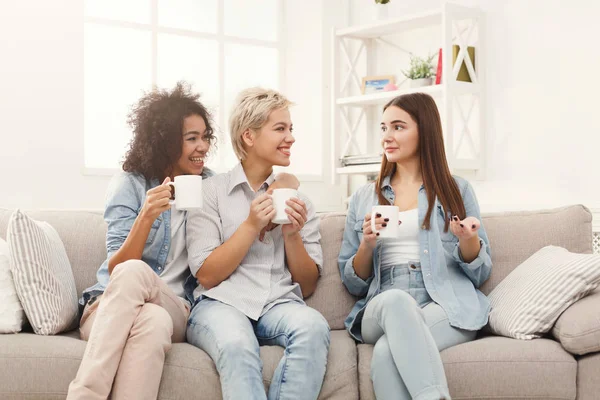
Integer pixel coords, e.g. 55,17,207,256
7,210,79,335
487,245,600,340
0,238,25,333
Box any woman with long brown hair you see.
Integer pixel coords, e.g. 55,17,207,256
338,93,492,400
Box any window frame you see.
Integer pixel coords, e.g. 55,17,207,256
83,0,286,175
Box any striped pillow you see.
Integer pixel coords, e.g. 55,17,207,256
7,210,79,335
487,246,600,340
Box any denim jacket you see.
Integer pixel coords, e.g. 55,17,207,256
338,175,492,342
81,169,215,307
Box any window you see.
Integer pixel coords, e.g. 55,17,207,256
84,0,282,173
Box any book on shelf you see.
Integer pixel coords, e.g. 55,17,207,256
435,48,442,84
341,154,382,166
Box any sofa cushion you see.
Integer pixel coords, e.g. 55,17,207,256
357,337,576,400
479,205,593,295
487,246,600,340
577,351,600,400
553,288,600,355
0,329,357,400
0,332,86,399
306,213,357,330
7,210,79,335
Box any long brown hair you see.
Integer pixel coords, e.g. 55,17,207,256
375,93,465,232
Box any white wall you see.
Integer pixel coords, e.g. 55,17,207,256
0,0,343,211
0,0,109,210
2,0,599,214
347,0,600,213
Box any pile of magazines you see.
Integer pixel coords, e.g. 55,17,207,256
340,153,382,166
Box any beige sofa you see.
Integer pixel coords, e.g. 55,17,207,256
1,205,599,399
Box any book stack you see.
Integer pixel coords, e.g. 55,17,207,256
341,154,383,166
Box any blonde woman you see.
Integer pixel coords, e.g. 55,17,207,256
185,88,330,400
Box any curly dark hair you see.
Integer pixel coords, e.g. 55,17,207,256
122,81,216,181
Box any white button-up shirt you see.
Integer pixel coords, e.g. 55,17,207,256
186,163,323,320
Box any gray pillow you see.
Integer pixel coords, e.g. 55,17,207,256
487,245,600,340
7,210,78,335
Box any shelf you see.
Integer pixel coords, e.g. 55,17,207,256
336,9,442,39
336,163,381,175
332,3,485,183
337,84,442,107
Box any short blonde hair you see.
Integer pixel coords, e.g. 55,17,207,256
229,87,293,161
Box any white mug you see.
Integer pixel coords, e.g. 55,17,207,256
371,205,399,238
271,188,298,224
167,175,203,210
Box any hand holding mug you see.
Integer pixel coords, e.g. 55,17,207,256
361,212,385,250
281,197,308,237
140,177,173,222
246,193,276,234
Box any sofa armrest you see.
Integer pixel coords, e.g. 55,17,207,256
552,288,600,355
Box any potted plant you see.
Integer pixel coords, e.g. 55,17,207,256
402,54,436,88
373,0,391,21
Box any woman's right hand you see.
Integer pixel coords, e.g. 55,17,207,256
245,193,276,234
361,212,387,250
140,177,172,222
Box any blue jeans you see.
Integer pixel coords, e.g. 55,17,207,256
362,264,477,400
187,298,330,400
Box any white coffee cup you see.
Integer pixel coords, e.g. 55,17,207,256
167,175,203,210
271,188,298,224
371,205,399,238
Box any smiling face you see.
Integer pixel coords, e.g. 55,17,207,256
247,107,295,167
171,114,211,176
380,105,419,164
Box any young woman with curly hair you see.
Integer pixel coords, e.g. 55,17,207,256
66,81,217,399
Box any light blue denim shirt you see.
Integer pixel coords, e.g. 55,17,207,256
81,168,215,307
338,175,492,342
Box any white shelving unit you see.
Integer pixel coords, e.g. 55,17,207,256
331,2,486,183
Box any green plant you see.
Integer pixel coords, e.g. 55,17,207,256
401,54,436,80
374,0,390,4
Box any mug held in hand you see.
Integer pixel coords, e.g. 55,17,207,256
271,188,298,225
167,175,203,210
371,205,400,238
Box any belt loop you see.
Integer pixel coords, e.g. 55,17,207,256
390,265,395,285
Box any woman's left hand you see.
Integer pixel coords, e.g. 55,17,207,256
449,215,480,240
281,197,307,237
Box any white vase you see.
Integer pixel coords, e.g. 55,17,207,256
409,78,433,88
373,4,389,21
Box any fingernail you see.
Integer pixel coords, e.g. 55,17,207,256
376,232,380,236
384,218,389,222
376,213,382,217
460,223,464,228
472,224,476,229
382,223,387,227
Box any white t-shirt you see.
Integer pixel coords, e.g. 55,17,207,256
380,208,421,268
160,209,189,300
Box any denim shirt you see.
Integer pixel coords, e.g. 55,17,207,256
80,168,215,307
338,175,492,342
